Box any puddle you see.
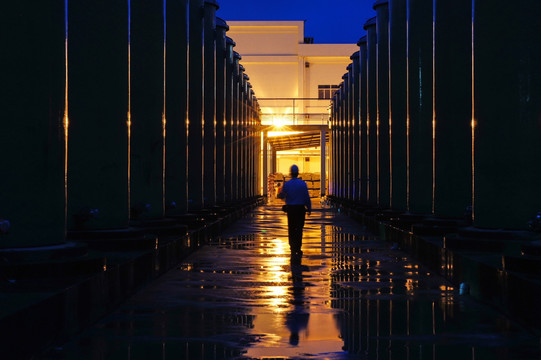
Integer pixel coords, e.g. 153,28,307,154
39,205,540,359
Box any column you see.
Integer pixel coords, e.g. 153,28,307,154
165,0,189,214
241,73,249,200
339,83,346,199
1,1,66,246
188,0,204,210
255,97,260,198
334,87,339,198
263,131,268,197
231,52,241,201
329,99,334,196
321,129,327,197
434,0,472,218
271,147,277,175
350,51,361,202
239,70,247,200
252,92,259,198
364,17,378,206
358,36,369,204
330,96,337,196
375,0,391,209
238,64,245,201
224,37,235,202
215,17,229,204
130,0,165,220
389,0,408,212
256,99,262,197
68,0,129,229
203,0,218,208
407,0,433,214
347,64,355,201
473,0,541,229
248,86,255,198
343,70,352,200
334,86,343,198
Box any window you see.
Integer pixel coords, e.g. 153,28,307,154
318,85,340,99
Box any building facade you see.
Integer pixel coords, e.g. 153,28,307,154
227,21,357,127
227,21,357,192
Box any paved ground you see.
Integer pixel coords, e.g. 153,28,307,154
40,203,540,359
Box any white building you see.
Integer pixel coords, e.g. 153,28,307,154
227,20,357,195
227,20,357,127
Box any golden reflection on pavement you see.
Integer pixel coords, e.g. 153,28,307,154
244,207,345,359
42,203,541,360
257,238,290,313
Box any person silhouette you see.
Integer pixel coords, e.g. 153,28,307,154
277,164,312,261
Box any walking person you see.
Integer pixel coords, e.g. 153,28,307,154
277,165,312,260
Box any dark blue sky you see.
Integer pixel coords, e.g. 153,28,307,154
215,0,376,44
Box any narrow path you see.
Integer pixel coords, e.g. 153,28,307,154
41,204,539,359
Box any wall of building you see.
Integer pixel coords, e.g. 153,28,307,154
277,152,321,175
227,21,357,124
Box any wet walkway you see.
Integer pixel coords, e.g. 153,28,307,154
41,204,540,359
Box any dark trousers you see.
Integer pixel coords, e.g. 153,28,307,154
286,205,306,254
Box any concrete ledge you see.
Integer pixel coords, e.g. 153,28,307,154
329,197,541,334
0,199,262,359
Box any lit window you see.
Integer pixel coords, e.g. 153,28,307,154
318,85,340,99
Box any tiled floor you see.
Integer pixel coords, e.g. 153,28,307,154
40,203,540,359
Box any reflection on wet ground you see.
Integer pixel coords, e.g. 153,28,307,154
41,204,540,359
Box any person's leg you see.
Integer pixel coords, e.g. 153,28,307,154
289,206,305,255
295,209,305,254
287,210,295,250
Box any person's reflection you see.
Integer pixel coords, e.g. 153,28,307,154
285,258,309,345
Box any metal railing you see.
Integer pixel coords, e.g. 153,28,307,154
257,97,331,126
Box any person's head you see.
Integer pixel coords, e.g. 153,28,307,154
290,164,299,178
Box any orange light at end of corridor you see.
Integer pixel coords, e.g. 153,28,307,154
272,116,287,128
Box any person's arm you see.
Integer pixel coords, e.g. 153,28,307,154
277,182,286,199
304,182,311,214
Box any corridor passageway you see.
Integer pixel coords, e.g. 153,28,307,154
3,1,541,359
41,204,539,359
